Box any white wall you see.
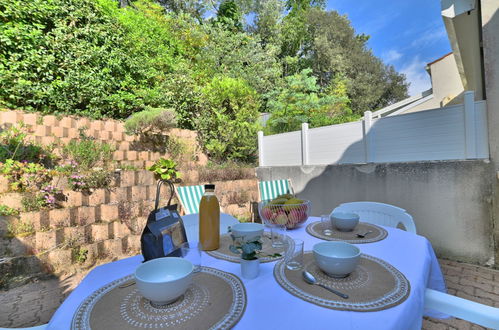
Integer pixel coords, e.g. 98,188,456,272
259,94,489,167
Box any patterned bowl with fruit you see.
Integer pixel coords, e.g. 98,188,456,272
258,195,311,229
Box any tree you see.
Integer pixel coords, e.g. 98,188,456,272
215,0,243,31
302,9,408,113
266,69,356,134
197,76,261,161
252,0,285,46
198,25,282,99
157,0,210,21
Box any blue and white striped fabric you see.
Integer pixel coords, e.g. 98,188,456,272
176,185,205,215
259,179,294,201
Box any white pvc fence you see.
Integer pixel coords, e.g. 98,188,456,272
258,91,489,166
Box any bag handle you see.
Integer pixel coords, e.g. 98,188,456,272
154,179,175,211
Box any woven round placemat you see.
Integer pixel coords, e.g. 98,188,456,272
206,233,285,263
306,221,387,243
72,266,246,330
274,252,410,312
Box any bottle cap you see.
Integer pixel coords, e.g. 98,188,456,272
204,184,215,190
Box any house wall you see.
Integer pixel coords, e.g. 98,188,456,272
257,160,494,264
405,54,465,114
481,0,499,266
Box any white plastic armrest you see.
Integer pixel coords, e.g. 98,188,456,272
425,288,499,329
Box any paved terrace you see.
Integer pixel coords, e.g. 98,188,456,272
0,258,498,329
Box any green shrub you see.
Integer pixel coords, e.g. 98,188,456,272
68,169,114,192
0,205,19,216
0,0,184,119
7,220,35,238
0,160,54,192
0,124,54,165
124,107,177,136
197,76,261,162
147,158,181,181
62,135,114,170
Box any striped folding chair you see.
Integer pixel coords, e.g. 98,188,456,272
258,179,295,201
175,185,205,215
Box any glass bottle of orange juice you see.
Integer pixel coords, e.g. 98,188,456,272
199,184,220,251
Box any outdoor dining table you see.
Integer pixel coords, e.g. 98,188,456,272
48,215,446,330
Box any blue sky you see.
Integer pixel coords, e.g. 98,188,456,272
326,0,451,96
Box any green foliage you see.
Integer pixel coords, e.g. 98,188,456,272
197,76,261,162
215,0,243,31
73,247,89,263
68,169,114,192
0,124,54,165
165,136,188,161
7,220,35,238
147,158,181,181
229,236,263,260
62,134,114,171
0,0,185,119
0,159,53,192
266,69,357,134
124,107,177,136
301,9,408,113
229,233,281,260
0,205,19,216
0,0,409,164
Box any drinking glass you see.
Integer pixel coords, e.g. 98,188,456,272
321,214,333,236
180,241,201,272
285,238,304,270
269,224,287,248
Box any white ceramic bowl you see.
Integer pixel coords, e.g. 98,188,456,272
313,242,361,278
135,257,194,305
330,212,359,232
230,223,264,242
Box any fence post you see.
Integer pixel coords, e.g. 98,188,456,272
463,91,477,159
258,131,265,166
363,111,374,162
301,123,309,165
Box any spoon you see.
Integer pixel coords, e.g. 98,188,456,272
356,230,373,238
302,271,349,299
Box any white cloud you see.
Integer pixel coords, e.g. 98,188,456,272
383,49,403,63
399,56,431,96
410,27,448,49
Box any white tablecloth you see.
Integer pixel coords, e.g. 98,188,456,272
48,216,446,330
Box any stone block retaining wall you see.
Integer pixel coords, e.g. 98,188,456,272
0,110,258,288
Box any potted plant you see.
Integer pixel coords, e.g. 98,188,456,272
147,158,181,182
229,234,281,279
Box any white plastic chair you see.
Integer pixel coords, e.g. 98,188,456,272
425,288,499,328
332,201,417,234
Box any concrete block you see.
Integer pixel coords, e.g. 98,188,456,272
1,193,23,209
63,226,86,245
119,171,136,187
104,120,116,132
35,229,63,251
91,223,109,242
23,113,39,126
43,115,58,127
138,152,149,161
76,206,96,226
1,111,21,124
88,189,106,206
47,248,72,269
126,151,138,161
100,204,119,222
112,132,123,141
49,208,71,227
109,187,129,203
0,175,9,193
131,186,147,202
